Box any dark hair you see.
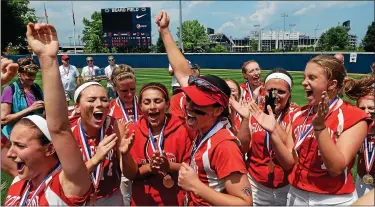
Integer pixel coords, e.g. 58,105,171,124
17,57,39,74
14,118,50,146
200,75,231,118
138,82,170,103
264,68,294,111
264,68,294,90
225,78,241,102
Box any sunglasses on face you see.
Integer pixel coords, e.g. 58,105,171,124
87,60,93,62
108,59,114,61
185,96,207,116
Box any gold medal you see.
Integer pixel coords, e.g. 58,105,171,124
292,149,299,164
363,174,374,185
89,190,98,206
268,160,275,174
163,174,174,188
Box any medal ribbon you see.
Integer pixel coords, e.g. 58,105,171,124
265,112,284,156
20,164,62,206
148,118,167,153
117,96,138,123
294,97,339,150
364,136,375,173
246,82,259,104
190,119,228,160
79,119,104,189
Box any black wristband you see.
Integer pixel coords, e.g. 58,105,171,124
314,126,326,132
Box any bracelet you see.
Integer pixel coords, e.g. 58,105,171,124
314,126,326,132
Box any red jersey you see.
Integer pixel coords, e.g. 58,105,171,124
169,92,186,118
289,100,368,194
129,114,192,206
5,171,90,206
240,82,266,106
357,121,375,178
247,105,298,188
187,119,247,206
71,116,121,199
109,97,141,125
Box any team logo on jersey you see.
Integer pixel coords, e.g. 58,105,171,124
165,152,176,163
5,195,38,206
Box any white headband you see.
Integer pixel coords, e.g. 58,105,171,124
74,82,103,103
265,73,292,87
23,115,52,141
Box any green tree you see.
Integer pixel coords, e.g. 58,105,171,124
318,26,349,51
250,38,258,51
362,21,375,52
177,20,209,52
82,11,109,53
210,44,228,53
1,0,36,54
156,33,166,53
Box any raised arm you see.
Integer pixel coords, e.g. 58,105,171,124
1,57,18,86
26,23,91,197
156,11,191,87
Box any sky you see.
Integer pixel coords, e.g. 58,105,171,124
29,1,374,46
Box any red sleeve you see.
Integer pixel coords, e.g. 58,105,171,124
343,104,368,131
49,172,93,206
211,140,247,179
169,93,184,118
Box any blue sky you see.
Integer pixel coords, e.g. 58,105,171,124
29,1,374,46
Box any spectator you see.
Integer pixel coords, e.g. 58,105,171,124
59,55,80,104
81,56,100,82
105,55,118,100
334,53,345,63
1,57,44,139
169,60,195,95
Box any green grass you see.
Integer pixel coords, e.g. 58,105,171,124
0,68,364,203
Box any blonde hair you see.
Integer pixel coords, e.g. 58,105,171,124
241,60,260,74
309,55,347,94
343,75,375,101
110,64,136,87
17,57,39,74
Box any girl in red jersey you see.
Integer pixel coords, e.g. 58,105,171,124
109,64,140,125
122,82,192,206
240,60,266,106
343,76,375,197
249,55,369,205
5,23,92,206
70,80,136,205
108,64,140,205
226,79,243,135
232,69,299,205
157,11,253,206
169,64,200,118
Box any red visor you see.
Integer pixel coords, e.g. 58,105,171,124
181,85,228,107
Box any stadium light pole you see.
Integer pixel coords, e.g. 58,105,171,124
280,13,288,51
314,24,319,51
289,23,296,49
179,0,184,53
270,29,273,51
254,24,260,52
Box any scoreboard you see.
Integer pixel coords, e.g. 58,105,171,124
101,7,151,48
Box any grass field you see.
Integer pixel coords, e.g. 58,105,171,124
0,68,364,203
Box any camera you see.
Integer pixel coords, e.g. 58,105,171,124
264,88,277,115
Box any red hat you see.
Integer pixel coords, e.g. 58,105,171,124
180,85,228,107
61,55,69,60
